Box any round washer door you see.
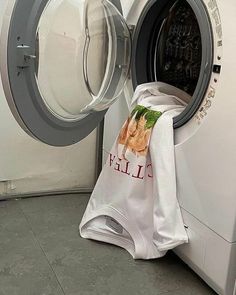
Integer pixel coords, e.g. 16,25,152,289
0,0,131,146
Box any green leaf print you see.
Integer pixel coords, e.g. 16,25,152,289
131,105,147,120
145,110,162,129
131,105,162,129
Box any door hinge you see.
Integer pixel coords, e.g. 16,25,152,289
17,45,36,68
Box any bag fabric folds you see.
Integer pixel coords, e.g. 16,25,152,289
80,82,189,259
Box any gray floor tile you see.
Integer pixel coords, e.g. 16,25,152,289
0,200,64,295
18,194,216,295
19,194,89,214
166,284,216,295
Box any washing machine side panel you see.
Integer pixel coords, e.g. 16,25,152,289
175,209,236,295
176,105,236,244
175,0,236,243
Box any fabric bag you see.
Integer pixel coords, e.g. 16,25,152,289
80,82,189,259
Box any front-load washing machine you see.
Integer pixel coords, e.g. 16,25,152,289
0,0,235,294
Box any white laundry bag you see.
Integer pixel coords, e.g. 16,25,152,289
80,82,189,259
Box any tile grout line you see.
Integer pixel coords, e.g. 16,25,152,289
16,200,66,295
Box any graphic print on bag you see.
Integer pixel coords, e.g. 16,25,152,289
118,106,162,158
105,105,163,181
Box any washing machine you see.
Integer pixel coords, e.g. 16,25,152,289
0,0,235,294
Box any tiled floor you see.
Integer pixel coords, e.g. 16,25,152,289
0,194,216,295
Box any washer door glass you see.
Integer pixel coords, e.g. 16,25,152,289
1,0,131,146
37,0,131,120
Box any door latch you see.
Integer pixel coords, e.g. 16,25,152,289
17,45,36,68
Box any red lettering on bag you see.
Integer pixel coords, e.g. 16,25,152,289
147,163,153,178
108,153,153,180
109,153,116,167
132,165,144,180
114,158,122,172
121,161,131,176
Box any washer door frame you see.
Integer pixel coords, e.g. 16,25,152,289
132,0,214,128
0,0,124,147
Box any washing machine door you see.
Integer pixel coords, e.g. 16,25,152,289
0,0,131,146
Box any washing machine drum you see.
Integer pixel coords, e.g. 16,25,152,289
0,0,213,146
132,0,213,127
154,1,202,96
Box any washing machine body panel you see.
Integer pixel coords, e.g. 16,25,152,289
175,0,236,244
122,0,236,294
124,0,236,243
